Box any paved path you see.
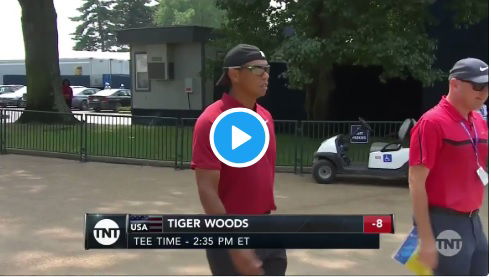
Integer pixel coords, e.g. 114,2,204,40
1,109,131,125
0,154,487,275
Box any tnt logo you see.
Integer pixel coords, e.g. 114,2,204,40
436,230,463,257
93,219,120,246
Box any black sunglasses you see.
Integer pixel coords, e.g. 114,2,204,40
226,65,270,76
461,80,488,92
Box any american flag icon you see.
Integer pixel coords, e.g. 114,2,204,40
129,215,164,232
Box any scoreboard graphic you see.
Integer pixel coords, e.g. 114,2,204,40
85,214,394,249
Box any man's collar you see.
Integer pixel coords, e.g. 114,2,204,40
439,96,476,123
221,93,257,111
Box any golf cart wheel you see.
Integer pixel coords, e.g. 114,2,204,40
94,107,101,112
313,159,336,184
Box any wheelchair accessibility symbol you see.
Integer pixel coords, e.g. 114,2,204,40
383,154,392,163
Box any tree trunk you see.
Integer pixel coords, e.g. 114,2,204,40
304,82,316,120
313,67,335,120
304,0,336,120
18,0,76,123
305,67,335,120
98,14,106,51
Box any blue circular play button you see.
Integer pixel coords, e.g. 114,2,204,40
210,108,270,168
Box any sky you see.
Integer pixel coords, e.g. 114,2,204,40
0,0,282,61
0,0,129,60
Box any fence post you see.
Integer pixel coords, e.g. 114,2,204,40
179,118,184,169
0,109,4,154
293,121,298,174
80,113,87,162
174,118,178,169
299,120,304,175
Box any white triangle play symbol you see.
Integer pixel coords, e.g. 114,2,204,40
231,125,251,150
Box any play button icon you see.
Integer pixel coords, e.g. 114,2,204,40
231,125,251,150
210,108,270,168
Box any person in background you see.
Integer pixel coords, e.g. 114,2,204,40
477,103,488,122
409,57,488,275
62,79,73,108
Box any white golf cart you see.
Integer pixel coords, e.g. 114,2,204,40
312,118,416,184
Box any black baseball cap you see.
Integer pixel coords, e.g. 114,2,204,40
216,44,267,87
449,58,489,84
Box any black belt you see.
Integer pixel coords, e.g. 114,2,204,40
429,206,479,218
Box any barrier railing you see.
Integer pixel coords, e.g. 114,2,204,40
0,108,402,173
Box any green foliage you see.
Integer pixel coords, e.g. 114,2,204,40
215,0,282,53
276,0,446,88
71,0,155,51
217,0,487,89
71,0,117,51
154,0,225,28
113,0,155,29
446,0,489,28
204,0,284,83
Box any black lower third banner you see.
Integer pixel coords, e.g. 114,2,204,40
85,214,393,249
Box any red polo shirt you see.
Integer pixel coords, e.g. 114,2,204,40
191,93,277,214
409,96,488,212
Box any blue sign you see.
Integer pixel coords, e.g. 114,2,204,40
210,108,270,168
350,125,369,144
383,154,392,163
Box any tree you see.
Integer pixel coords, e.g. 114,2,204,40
215,0,282,54
71,0,156,52
216,0,488,120
154,0,225,28
71,0,118,51
17,0,75,123
203,0,282,88
113,0,155,29
112,0,156,51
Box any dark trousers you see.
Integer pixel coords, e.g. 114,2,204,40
429,210,488,276
206,249,287,276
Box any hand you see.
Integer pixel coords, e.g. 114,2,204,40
228,249,264,275
419,238,438,269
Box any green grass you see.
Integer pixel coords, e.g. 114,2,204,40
3,123,83,155
3,123,179,161
2,122,389,167
86,123,179,161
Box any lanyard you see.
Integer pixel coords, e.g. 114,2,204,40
460,121,481,166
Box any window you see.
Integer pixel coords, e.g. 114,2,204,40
135,53,149,91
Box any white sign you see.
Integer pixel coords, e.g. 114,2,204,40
185,78,193,94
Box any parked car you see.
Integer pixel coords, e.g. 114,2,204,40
0,85,24,95
20,92,27,108
88,89,131,112
18,86,100,109
0,86,27,107
72,86,100,110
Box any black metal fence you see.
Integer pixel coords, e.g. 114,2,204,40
0,109,402,173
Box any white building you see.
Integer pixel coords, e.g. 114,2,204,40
0,51,130,88
117,26,215,118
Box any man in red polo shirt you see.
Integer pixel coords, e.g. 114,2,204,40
191,44,286,275
409,58,489,275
